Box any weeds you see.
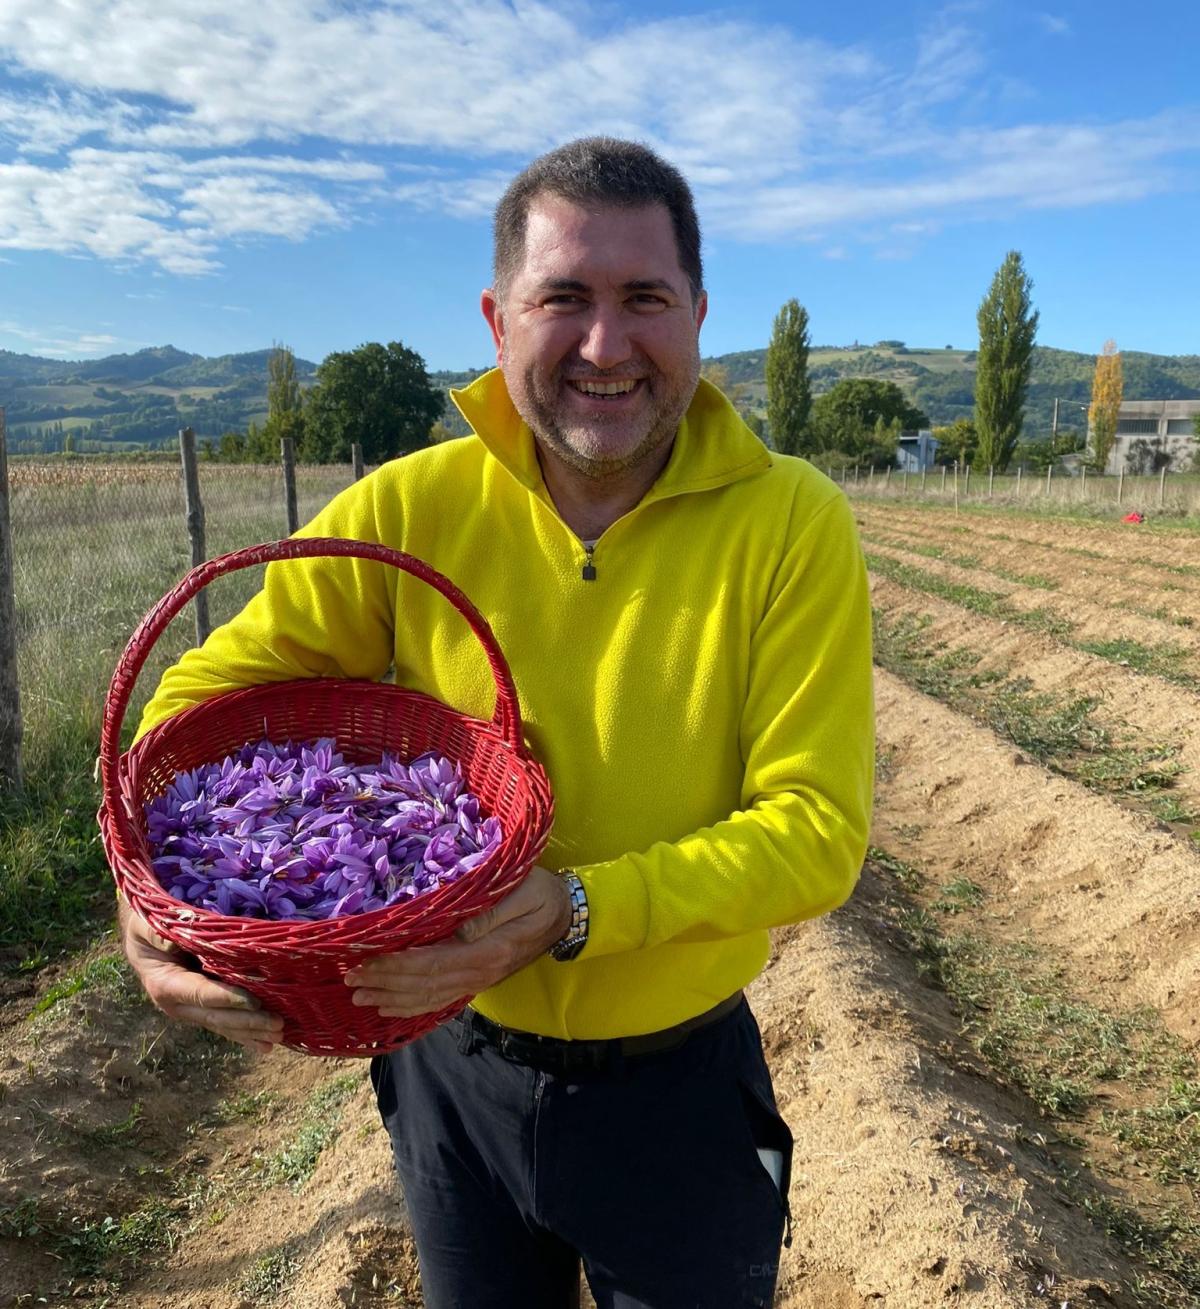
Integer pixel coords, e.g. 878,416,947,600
237,1245,302,1303
257,1071,361,1190
27,952,135,1017
1076,637,1198,688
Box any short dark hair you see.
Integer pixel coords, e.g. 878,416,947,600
492,137,703,303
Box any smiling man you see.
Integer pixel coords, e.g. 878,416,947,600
120,138,874,1308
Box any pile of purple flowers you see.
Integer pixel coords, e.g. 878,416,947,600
145,739,502,920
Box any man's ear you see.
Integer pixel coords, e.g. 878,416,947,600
481,289,504,363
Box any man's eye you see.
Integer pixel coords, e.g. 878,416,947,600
544,295,582,307
631,295,667,309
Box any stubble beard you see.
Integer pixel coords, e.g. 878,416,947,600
509,358,700,483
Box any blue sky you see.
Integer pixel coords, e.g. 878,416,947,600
0,0,1196,370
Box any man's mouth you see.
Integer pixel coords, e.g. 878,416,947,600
567,378,642,399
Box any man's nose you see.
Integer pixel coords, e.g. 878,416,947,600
577,305,633,370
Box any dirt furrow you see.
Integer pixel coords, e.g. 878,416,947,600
855,501,1200,576
865,537,1200,679
872,665,1200,1043
856,510,1200,618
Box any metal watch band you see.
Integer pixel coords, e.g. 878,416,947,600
548,871,589,962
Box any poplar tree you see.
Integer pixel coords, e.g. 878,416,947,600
765,299,811,456
1088,340,1122,473
974,252,1038,471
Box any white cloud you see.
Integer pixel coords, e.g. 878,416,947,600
0,320,121,356
0,0,1194,273
1037,12,1071,35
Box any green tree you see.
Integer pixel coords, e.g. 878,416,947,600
765,299,811,455
974,251,1039,471
932,418,977,466
304,341,444,465
255,342,308,460
810,378,927,461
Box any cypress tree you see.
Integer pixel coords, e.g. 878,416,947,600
765,299,811,456
975,252,1038,471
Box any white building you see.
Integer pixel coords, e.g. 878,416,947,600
1101,400,1200,474
896,430,939,471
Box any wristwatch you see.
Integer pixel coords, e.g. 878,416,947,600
548,870,589,962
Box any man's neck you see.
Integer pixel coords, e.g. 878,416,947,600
536,441,674,541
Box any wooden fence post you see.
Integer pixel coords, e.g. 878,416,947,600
1016,466,1022,496
281,437,299,535
352,443,365,482
953,461,960,513
1117,470,1124,505
0,408,23,793
885,466,892,488
903,469,909,492
921,467,927,493
988,466,994,498
1046,464,1053,494
179,427,210,647
853,465,859,485
1080,465,1087,497
941,466,947,492
964,463,971,496
1159,465,1167,509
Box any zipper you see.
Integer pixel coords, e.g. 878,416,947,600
581,543,597,582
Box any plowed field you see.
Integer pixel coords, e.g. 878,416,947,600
5,498,1200,1307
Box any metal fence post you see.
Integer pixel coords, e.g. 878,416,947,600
352,442,365,482
179,427,210,646
0,408,23,793
281,437,299,535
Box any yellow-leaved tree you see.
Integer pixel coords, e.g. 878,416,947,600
1088,340,1122,473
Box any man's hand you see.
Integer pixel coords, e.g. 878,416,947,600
118,896,284,1054
344,865,571,1018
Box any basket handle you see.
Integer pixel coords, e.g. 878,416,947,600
99,537,526,822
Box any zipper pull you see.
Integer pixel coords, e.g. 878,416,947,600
582,545,597,581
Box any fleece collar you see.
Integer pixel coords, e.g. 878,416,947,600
450,368,771,509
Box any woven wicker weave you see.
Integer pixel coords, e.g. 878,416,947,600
99,538,554,1057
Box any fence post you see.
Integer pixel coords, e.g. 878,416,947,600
885,465,892,488
1080,465,1087,497
352,442,365,482
868,466,874,490
988,465,994,498
964,462,971,496
903,469,909,493
281,437,299,535
0,408,23,793
953,461,960,513
941,466,947,492
921,467,927,493
1159,465,1167,509
1117,470,1124,505
853,465,859,485
1046,464,1053,494
179,427,210,647
1016,466,1022,496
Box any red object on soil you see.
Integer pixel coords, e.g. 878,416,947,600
1122,512,1145,524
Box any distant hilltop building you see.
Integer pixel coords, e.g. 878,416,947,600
1100,400,1200,474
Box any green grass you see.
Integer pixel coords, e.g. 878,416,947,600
237,1245,302,1303
1076,637,1199,688
258,1072,361,1190
27,952,134,1017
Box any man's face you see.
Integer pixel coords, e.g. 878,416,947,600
482,196,707,482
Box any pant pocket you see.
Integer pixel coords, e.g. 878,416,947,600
736,1075,794,1245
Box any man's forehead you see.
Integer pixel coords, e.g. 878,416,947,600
517,196,683,286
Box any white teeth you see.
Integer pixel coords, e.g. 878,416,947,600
573,380,637,395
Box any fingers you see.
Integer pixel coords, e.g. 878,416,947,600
173,1002,285,1045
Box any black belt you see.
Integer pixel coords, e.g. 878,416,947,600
456,992,745,1075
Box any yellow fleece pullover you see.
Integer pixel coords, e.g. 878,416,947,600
137,370,874,1039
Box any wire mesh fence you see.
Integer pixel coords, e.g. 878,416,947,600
4,449,360,774
833,465,1200,517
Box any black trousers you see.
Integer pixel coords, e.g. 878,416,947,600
369,997,793,1309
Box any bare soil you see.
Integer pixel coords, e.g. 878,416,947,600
5,502,1200,1307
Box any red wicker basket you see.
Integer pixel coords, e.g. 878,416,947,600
99,538,554,1057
